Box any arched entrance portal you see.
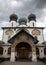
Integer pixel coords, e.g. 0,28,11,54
15,42,31,60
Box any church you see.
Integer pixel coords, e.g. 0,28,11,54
0,13,46,62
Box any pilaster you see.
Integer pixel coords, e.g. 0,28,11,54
10,45,15,62
31,44,37,62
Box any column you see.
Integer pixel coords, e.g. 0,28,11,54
10,46,15,62
15,52,17,57
15,52,17,60
29,52,32,58
32,44,37,62
39,47,44,58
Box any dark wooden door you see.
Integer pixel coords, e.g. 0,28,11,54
18,49,29,59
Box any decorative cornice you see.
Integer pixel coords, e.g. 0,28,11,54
2,27,44,29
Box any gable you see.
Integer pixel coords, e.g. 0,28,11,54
8,29,38,44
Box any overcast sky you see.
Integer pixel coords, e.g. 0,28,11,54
0,0,46,40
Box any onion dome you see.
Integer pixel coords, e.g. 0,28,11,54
28,14,36,21
18,17,27,25
10,14,18,21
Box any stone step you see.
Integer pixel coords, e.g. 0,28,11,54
0,61,46,65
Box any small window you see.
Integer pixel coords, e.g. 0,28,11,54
33,23,34,27
12,22,13,26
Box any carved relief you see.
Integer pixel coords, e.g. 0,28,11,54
32,29,40,36
5,29,13,36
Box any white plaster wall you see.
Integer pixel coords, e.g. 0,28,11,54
29,21,36,27
32,52,37,62
38,47,44,58
3,46,10,58
10,21,17,27
10,52,15,62
2,29,8,43
37,29,44,43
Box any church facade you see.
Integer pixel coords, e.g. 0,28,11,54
0,14,46,62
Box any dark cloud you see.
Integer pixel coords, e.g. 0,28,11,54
35,0,46,9
0,0,46,22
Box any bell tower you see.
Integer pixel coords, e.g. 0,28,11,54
28,14,36,27
9,14,18,27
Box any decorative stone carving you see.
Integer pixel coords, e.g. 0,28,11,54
5,29,13,36
32,29,40,36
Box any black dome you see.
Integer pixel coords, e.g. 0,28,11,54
28,14,36,21
10,14,18,21
18,18,27,25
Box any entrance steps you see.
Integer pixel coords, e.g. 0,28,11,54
0,61,46,65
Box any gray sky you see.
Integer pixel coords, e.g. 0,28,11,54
0,0,46,40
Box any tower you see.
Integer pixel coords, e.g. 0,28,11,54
28,14,36,27
10,14,18,27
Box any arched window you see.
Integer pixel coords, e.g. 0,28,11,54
36,47,39,55
44,48,46,55
0,47,3,55
33,23,34,27
8,47,11,55
12,22,13,26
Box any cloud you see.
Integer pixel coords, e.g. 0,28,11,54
10,0,24,8
0,0,46,20
35,0,46,9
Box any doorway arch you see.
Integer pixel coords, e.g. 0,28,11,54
15,42,32,60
